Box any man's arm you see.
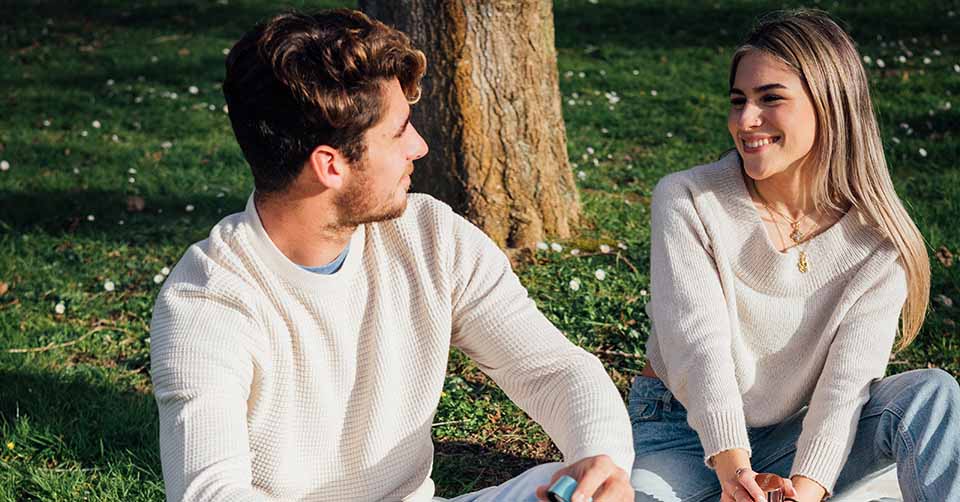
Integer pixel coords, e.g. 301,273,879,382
151,285,270,502
445,211,634,474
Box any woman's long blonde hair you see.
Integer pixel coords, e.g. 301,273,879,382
730,10,930,350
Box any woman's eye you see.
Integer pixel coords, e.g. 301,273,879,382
762,95,784,103
730,97,746,106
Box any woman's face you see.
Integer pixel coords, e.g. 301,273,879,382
728,50,818,182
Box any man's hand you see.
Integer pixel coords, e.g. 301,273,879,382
535,455,632,502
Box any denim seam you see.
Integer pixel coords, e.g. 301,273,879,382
886,405,925,502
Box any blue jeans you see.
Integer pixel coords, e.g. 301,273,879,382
628,369,960,502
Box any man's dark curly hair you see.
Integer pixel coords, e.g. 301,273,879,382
223,9,426,194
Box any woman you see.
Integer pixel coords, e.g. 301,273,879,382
629,10,959,502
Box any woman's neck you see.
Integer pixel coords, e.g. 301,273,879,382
749,164,816,220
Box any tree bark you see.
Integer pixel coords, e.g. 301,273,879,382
360,0,580,249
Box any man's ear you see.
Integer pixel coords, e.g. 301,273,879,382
305,145,348,190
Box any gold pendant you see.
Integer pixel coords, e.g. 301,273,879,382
790,223,804,244
797,251,809,273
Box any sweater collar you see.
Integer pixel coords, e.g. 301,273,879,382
709,153,887,296
241,193,366,292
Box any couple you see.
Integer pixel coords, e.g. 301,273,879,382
150,8,960,502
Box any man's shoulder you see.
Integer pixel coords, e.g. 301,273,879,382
371,193,458,240
157,212,261,311
403,192,455,223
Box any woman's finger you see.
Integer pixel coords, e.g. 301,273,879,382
782,477,797,497
736,469,767,502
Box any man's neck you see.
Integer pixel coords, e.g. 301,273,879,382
255,191,355,268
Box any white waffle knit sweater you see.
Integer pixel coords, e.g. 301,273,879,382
150,194,634,502
644,153,908,492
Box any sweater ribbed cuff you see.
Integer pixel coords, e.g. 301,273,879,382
569,444,635,475
689,409,751,468
790,435,848,494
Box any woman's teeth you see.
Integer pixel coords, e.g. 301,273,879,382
745,137,778,148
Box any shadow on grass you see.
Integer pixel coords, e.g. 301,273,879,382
431,441,547,498
553,0,957,52
0,189,247,246
0,367,161,494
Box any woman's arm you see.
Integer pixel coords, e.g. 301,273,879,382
647,174,751,463
789,256,908,495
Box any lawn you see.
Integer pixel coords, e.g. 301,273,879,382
0,0,957,500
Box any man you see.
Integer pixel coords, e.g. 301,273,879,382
150,9,633,502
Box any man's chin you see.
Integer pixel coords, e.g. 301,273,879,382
347,197,408,226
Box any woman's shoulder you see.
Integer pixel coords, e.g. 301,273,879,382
652,151,743,209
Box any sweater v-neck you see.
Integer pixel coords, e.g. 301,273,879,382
708,154,886,297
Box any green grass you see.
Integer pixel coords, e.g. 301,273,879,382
1,0,958,499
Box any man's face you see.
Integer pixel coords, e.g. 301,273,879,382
335,78,428,226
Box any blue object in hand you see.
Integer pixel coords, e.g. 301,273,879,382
547,475,592,502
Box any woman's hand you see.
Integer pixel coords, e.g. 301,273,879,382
787,475,827,502
712,449,765,502
719,466,767,502
712,449,800,502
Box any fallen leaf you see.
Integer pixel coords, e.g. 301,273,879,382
0,282,8,296
63,216,80,233
177,47,190,57
935,246,953,268
126,195,145,213
935,294,954,308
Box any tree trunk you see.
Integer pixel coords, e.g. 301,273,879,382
359,0,580,249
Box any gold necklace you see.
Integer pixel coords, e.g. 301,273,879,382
752,182,807,245
752,180,812,273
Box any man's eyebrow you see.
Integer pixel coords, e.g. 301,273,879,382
393,112,410,138
729,83,789,94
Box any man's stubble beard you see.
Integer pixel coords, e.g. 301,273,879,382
333,162,410,228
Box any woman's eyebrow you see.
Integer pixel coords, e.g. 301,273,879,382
729,83,789,94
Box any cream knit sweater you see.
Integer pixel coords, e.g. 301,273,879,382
150,194,634,502
644,152,908,492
